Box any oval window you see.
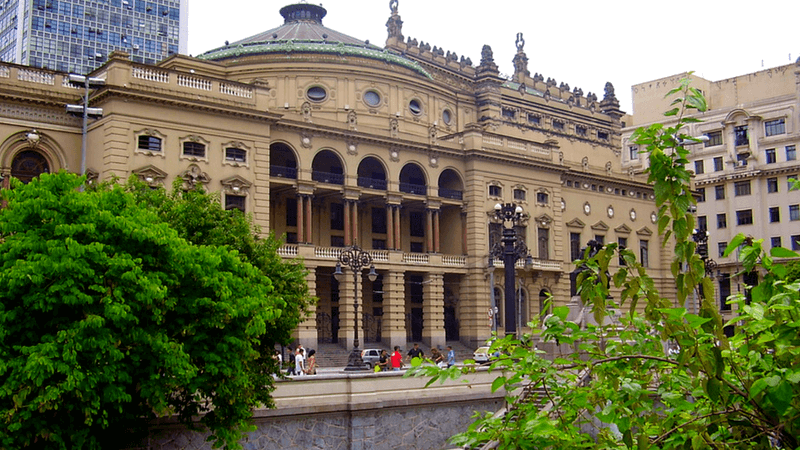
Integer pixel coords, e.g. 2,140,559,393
409,99,422,115
442,109,452,125
307,86,327,102
364,90,381,107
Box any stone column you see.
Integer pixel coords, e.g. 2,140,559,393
394,206,401,250
461,209,468,255
382,270,406,350
426,209,434,253
304,195,313,244
295,266,318,347
296,195,304,243
352,201,359,245
344,200,351,246
337,271,358,350
386,205,395,250
433,210,440,253
422,272,445,349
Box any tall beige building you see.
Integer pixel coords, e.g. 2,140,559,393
622,62,800,328
0,2,668,349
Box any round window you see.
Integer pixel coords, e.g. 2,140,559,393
307,86,327,102
409,99,422,115
364,90,381,107
442,109,452,125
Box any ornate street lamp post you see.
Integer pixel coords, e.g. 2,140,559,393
692,227,718,276
490,203,532,337
334,244,378,371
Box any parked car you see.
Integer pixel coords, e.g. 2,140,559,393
473,346,491,364
361,348,383,369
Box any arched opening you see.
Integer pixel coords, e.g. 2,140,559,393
399,163,426,195
311,150,344,184
11,150,50,183
356,157,387,190
269,142,297,179
493,286,503,328
437,168,463,200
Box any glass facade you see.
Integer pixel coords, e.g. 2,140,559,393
1,0,186,74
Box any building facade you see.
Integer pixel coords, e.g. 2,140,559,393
622,63,800,325
0,0,187,74
0,2,669,349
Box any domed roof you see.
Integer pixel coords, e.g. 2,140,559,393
197,2,431,79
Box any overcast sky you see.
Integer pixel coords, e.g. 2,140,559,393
187,0,798,113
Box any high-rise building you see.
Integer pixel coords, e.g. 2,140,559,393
622,63,800,328
0,0,187,74
0,1,670,349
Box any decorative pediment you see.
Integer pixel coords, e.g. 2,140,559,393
534,214,553,228
566,218,585,229
220,175,252,195
180,164,211,189
132,165,167,187
591,221,609,232
637,226,653,237
614,224,632,234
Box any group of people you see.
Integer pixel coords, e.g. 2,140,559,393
285,345,317,376
375,343,456,371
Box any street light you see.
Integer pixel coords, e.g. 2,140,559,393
692,227,717,276
490,203,531,337
66,74,105,179
334,243,378,371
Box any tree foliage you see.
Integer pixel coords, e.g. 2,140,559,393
0,173,308,449
411,75,800,449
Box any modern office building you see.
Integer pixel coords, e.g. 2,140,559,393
621,62,800,325
0,0,187,74
0,1,670,349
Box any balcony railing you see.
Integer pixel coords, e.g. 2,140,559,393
357,177,387,190
312,171,344,185
438,188,463,200
399,182,426,195
490,257,562,271
270,165,297,179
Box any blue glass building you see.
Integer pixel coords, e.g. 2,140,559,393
0,0,186,74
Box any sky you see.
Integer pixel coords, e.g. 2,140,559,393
187,0,798,113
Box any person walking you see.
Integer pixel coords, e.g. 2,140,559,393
294,347,305,376
447,345,456,368
286,347,296,375
377,349,389,372
304,349,317,375
406,343,424,363
391,346,403,371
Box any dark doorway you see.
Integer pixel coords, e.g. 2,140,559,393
410,308,423,342
444,306,459,340
331,307,340,344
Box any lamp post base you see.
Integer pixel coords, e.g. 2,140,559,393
344,347,368,371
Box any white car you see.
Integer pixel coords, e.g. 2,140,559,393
473,346,491,364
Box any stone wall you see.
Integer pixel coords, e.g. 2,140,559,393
147,398,502,450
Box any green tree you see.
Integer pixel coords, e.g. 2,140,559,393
411,75,800,449
0,172,301,449
121,177,312,346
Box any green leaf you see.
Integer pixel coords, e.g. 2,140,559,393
724,235,746,257
770,246,798,258
491,376,507,393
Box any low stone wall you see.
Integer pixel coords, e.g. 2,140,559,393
145,369,505,450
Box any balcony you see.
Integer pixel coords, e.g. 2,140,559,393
438,188,463,200
399,182,426,195
270,165,297,179
357,177,387,190
312,171,344,185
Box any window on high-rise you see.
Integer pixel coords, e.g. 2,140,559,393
765,148,776,164
769,207,780,223
764,118,785,137
736,209,753,226
717,213,727,229
694,160,704,174
137,135,161,152
697,215,707,230
787,145,797,161
790,204,800,221
640,240,649,267
629,145,639,160
697,187,706,202
792,235,800,251
715,185,725,200
767,177,778,193
734,181,751,196
718,242,727,258
713,157,723,171
704,131,722,147
182,141,205,158
719,273,731,311
734,125,748,146
771,237,782,249
570,232,582,262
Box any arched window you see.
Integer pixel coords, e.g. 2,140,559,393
11,150,49,183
